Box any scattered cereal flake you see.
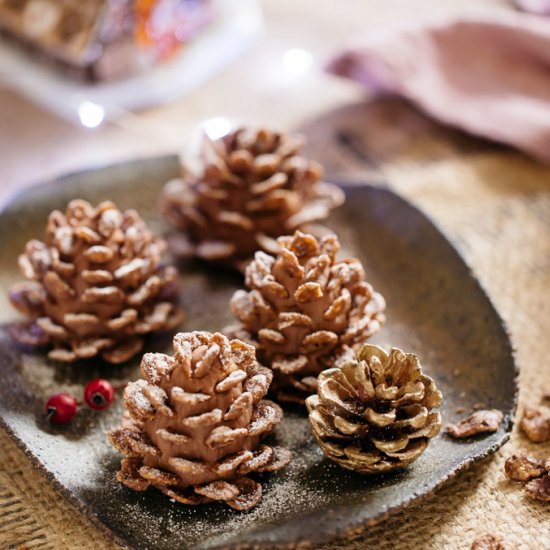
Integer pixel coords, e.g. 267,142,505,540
470,532,507,550
525,474,550,502
446,409,503,439
520,408,550,443
504,455,546,482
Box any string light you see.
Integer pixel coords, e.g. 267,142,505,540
281,48,313,78
202,116,232,140
78,102,105,129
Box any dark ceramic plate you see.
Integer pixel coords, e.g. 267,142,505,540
0,156,517,550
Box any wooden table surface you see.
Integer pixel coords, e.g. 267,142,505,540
0,0,507,206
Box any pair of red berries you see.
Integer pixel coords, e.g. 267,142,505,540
45,378,115,425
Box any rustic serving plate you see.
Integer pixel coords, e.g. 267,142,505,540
0,156,517,550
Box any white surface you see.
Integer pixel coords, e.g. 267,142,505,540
0,0,263,125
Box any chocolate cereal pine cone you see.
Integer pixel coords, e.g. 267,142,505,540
306,344,442,473
161,127,345,270
227,231,386,404
9,199,183,364
109,331,291,510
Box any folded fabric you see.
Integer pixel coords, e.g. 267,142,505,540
327,12,550,163
515,0,550,15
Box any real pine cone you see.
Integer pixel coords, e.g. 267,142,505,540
161,127,345,270
227,231,386,404
9,199,183,364
109,331,292,510
306,344,442,473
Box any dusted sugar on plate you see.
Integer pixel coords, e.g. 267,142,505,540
109,331,292,510
227,231,385,403
161,127,345,271
0,0,213,81
9,199,183,364
306,344,442,473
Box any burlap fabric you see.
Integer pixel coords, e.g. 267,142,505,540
1,100,550,549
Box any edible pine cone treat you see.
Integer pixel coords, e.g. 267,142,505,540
306,344,442,474
108,331,291,510
161,127,345,270
227,231,386,403
9,199,183,364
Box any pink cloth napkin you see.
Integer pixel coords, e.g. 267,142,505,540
515,0,550,15
327,12,550,163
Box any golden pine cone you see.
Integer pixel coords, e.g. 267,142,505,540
9,199,183,364
306,344,442,474
161,127,345,270
227,231,386,403
108,331,292,511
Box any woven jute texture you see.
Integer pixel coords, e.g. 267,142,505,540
1,100,550,549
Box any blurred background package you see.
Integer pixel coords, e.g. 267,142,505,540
0,0,213,81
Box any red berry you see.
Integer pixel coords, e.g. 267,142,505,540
45,393,78,425
84,378,115,410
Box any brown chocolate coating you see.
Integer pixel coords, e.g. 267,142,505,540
9,199,183,364
161,127,345,270
228,231,386,403
109,332,291,510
